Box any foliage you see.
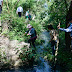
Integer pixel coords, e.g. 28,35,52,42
19,47,40,66
1,0,44,42
1,0,72,71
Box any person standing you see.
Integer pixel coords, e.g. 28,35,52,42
28,14,31,20
16,5,23,17
24,24,37,48
0,0,3,14
57,18,72,39
57,18,72,48
48,25,59,55
25,10,29,20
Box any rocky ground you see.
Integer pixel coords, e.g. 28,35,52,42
0,33,30,69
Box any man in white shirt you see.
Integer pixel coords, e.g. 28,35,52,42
16,6,23,17
0,0,3,14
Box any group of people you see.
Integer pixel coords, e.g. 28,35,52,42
16,5,31,20
0,0,72,55
25,17,72,55
0,0,3,14
11,5,72,53
48,18,72,55
25,23,58,55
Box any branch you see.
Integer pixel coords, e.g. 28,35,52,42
12,0,20,11
6,0,10,13
64,0,68,12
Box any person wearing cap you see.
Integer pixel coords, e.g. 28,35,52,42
57,18,72,39
0,0,3,14
24,24,37,48
16,5,23,17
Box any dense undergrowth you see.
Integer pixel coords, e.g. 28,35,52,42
1,0,72,71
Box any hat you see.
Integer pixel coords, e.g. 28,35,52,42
27,24,32,28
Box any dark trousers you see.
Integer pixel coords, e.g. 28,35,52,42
0,5,2,14
18,12,21,17
52,46,56,55
51,40,57,55
28,38,36,48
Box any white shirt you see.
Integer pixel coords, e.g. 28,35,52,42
59,24,72,37
0,0,3,6
25,11,29,16
17,6,23,13
59,24,72,32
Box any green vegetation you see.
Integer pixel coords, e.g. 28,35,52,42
1,0,72,71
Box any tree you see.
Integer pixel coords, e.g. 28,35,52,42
65,0,72,50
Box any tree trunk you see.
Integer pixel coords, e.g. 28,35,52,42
65,1,72,50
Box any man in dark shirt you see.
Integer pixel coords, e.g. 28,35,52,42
25,24,37,48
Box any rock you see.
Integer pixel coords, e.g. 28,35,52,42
0,35,30,68
12,55,19,61
14,59,22,67
9,40,19,48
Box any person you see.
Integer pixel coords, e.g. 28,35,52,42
48,25,59,55
57,18,72,49
16,5,23,17
24,24,37,48
28,14,31,20
0,0,3,14
25,10,29,20
57,18,72,40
